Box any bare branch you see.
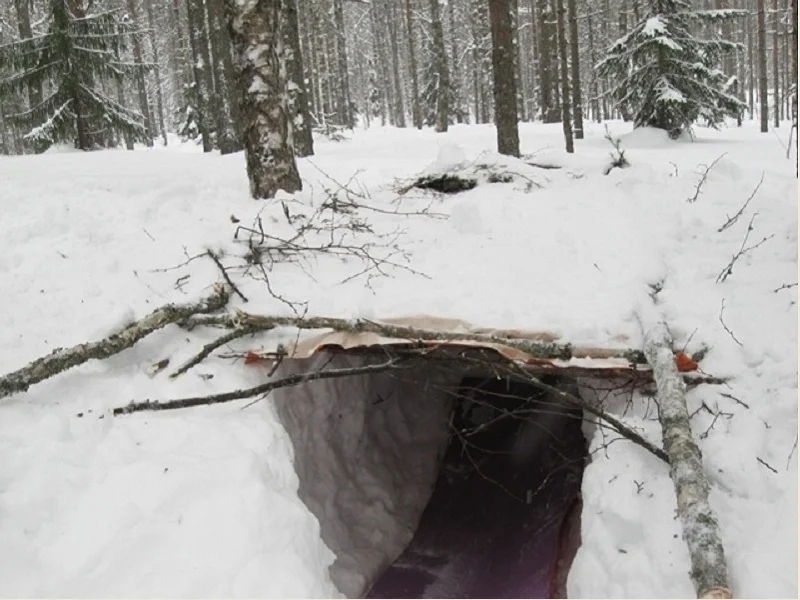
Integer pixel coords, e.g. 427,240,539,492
113,358,407,415
718,299,743,346
716,214,774,283
206,249,248,302
169,323,269,379
0,286,230,400
687,153,727,203
717,172,764,232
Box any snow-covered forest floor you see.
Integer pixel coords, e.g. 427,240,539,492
0,120,796,598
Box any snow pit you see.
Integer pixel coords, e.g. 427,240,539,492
271,350,587,598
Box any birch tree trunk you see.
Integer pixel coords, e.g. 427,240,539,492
489,0,520,156
643,323,732,600
387,0,406,127
223,0,301,199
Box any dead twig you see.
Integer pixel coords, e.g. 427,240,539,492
0,285,230,399
716,214,774,283
717,172,764,232
687,153,727,203
756,457,778,474
718,299,743,347
169,323,270,379
207,250,248,303
773,282,797,293
113,358,407,415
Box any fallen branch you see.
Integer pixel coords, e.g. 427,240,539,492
644,322,732,599
114,358,406,415
718,299,743,347
206,250,248,303
0,286,230,400
187,309,650,366
502,362,669,463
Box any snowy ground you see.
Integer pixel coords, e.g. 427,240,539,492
0,120,796,598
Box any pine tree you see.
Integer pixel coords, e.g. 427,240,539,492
597,0,745,138
0,0,149,151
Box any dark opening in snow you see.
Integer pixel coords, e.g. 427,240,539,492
365,375,587,599
272,353,586,599
412,174,478,194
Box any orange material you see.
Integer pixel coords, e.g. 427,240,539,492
244,351,268,365
675,352,698,372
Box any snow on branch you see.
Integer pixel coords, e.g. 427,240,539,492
0,285,230,400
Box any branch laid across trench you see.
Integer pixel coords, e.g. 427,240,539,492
184,309,649,366
114,358,407,415
644,322,732,600
0,285,230,399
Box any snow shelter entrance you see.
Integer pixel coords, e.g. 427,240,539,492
271,349,587,599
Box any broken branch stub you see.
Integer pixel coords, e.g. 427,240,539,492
644,322,732,600
0,286,230,400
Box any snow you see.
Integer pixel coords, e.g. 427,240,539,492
0,119,797,598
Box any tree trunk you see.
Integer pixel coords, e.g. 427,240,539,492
448,0,464,123
187,0,214,151
555,0,573,153
510,0,525,122
284,0,313,155
757,0,769,131
772,0,780,127
585,0,601,123
405,0,423,129
489,0,520,156
429,0,450,132
144,0,169,145
370,0,394,126
567,0,583,138
332,0,354,128
643,323,733,600
207,0,240,153
125,0,154,147
747,2,755,118
223,0,302,198
387,0,407,127
792,0,798,170
14,0,43,143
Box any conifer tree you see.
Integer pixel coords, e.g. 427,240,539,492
0,0,149,151
597,0,745,138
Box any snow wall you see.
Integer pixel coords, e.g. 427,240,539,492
272,351,462,597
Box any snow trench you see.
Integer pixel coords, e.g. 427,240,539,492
272,351,587,598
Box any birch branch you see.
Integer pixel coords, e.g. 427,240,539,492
0,285,230,399
644,322,732,599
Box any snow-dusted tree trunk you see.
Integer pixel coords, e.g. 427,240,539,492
223,0,301,199
207,0,240,154
567,0,583,138
125,0,154,146
757,0,768,132
489,0,519,156
284,0,313,156
404,0,422,129
643,323,732,600
187,0,214,151
555,0,573,153
429,0,449,132
143,0,168,146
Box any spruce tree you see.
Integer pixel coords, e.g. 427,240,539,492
0,0,149,151
597,1,745,138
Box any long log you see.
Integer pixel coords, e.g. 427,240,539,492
0,286,230,399
643,322,732,599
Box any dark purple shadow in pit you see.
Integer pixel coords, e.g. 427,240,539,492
366,376,586,599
